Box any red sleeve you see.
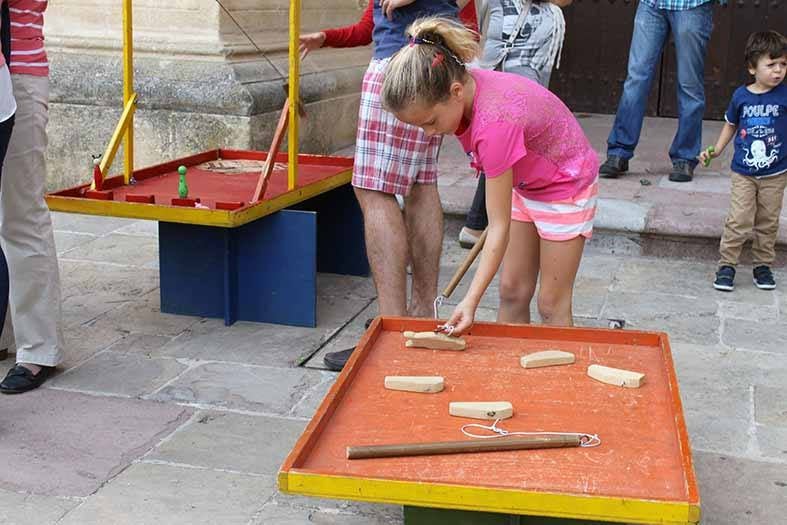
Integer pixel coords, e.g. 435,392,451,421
459,1,478,33
323,2,374,48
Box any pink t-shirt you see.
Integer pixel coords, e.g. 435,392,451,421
456,68,598,202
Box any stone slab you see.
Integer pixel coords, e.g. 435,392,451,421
0,489,78,525
58,463,273,525
0,389,191,496
289,372,338,419
595,198,650,233
111,220,159,238
723,318,787,354
90,291,200,337
54,231,97,255
755,425,787,459
151,362,324,415
147,412,307,475
49,351,189,397
52,212,139,237
59,233,158,268
693,452,787,525
754,386,787,427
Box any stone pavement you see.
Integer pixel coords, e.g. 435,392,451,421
0,203,785,524
1,115,786,524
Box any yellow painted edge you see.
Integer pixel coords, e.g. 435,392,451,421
279,472,699,525
100,93,137,180
122,0,134,183
288,0,300,191
46,170,352,228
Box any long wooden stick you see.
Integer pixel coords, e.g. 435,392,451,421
253,98,292,202
347,434,580,460
441,228,488,299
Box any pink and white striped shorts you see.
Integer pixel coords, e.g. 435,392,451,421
511,179,599,241
352,59,442,196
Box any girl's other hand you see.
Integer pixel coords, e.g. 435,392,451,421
445,300,477,336
299,32,326,59
380,0,416,21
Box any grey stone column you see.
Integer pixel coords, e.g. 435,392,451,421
45,0,371,189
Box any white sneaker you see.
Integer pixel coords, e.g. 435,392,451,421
458,227,482,249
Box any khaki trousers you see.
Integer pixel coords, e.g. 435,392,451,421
719,171,787,268
0,74,64,366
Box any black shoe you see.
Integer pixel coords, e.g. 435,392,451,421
324,347,354,371
323,318,375,371
669,160,694,182
753,265,776,290
713,265,735,291
599,156,629,179
0,364,54,394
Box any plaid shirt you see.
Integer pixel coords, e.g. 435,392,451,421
641,0,725,9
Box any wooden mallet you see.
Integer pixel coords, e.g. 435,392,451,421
433,228,488,318
252,83,306,202
347,434,582,460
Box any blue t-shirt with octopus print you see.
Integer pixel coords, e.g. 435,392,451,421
724,83,787,178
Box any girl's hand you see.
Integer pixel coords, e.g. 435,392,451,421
445,300,477,336
299,32,326,59
380,0,416,21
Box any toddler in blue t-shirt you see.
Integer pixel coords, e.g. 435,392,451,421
701,31,787,292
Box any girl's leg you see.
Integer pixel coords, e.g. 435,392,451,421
498,221,540,324
536,236,586,326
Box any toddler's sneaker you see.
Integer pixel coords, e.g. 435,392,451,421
713,265,735,291
753,265,776,290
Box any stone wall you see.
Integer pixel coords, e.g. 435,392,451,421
44,0,371,189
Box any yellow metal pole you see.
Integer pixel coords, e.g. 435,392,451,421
122,0,135,184
288,0,300,190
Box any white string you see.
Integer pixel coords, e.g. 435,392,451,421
546,3,566,71
437,324,455,336
433,296,444,320
461,419,601,448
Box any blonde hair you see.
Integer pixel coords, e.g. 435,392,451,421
382,17,480,113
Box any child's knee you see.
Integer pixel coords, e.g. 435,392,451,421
537,290,571,321
499,277,535,307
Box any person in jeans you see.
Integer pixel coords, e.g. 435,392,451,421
0,0,64,394
599,0,725,183
701,31,786,292
459,0,569,248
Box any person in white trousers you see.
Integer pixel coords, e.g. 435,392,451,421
0,0,64,394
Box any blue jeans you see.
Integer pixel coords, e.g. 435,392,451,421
607,1,713,166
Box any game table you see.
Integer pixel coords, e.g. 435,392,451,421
46,149,368,327
279,317,700,524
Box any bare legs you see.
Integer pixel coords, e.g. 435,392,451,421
354,184,442,317
498,221,585,326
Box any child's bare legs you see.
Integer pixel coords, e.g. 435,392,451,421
498,221,540,324
354,187,409,316
498,221,585,326
536,236,586,326
404,183,443,317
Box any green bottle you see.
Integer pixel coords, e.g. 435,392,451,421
177,165,188,198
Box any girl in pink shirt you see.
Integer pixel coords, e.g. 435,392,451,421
382,16,599,334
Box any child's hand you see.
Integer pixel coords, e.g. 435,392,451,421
698,146,717,167
299,32,326,59
380,0,416,21
445,300,477,336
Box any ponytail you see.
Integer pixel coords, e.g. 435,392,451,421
382,17,480,113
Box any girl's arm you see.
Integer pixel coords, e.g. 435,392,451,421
699,122,736,164
301,1,374,55
446,170,513,334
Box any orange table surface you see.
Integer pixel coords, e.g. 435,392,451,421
280,318,700,524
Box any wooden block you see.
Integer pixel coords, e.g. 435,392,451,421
520,350,575,369
215,201,245,210
126,194,155,204
85,189,114,200
384,376,444,393
587,364,645,388
403,331,466,351
171,197,201,207
449,401,513,420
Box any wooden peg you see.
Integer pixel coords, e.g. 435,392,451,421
587,364,645,388
520,350,575,369
384,376,444,393
403,331,466,351
449,401,513,420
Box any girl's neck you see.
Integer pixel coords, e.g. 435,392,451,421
463,74,476,122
